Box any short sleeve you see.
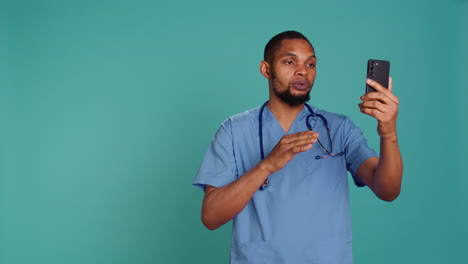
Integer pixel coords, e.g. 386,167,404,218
192,118,238,192
343,117,377,187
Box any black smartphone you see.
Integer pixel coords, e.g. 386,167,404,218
366,59,390,93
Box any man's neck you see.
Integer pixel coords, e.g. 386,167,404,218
266,98,304,133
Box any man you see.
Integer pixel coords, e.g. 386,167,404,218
193,31,402,263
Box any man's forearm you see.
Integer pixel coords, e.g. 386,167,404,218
373,136,403,201
201,130,318,230
201,162,271,230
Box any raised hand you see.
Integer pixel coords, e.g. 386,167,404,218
261,130,319,173
359,77,399,140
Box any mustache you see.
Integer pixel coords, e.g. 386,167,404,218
290,79,311,86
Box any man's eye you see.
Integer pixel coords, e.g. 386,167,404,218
308,63,315,67
285,60,294,65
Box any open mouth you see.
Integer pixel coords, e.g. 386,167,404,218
291,80,310,91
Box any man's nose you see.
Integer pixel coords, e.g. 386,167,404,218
295,65,307,76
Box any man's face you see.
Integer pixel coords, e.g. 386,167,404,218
268,39,317,106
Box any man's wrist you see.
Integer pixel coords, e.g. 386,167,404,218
380,133,398,143
257,160,274,175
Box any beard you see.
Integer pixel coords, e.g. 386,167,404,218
271,72,312,106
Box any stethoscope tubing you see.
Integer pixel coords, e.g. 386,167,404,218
258,101,344,190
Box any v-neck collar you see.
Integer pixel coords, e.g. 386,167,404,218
263,105,310,134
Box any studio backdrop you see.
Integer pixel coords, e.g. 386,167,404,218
1,0,467,263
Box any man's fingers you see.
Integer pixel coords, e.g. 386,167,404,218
388,76,393,93
362,92,391,104
359,100,397,123
360,107,384,119
274,131,319,156
289,137,318,148
359,100,390,111
366,78,386,91
282,131,319,144
365,78,399,104
266,131,321,172
292,144,313,153
361,91,399,106
367,77,392,93
282,134,318,153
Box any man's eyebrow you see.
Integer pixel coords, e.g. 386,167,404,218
282,53,317,59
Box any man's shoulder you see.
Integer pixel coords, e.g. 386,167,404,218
223,106,261,126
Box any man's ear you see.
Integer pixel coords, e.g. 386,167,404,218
259,60,271,79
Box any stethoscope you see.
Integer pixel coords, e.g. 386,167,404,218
258,101,345,190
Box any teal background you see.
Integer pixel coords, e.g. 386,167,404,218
1,0,467,263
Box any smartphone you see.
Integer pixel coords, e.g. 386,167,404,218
366,59,390,93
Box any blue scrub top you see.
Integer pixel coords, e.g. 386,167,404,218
193,104,377,264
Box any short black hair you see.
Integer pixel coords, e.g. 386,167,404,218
264,30,313,63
